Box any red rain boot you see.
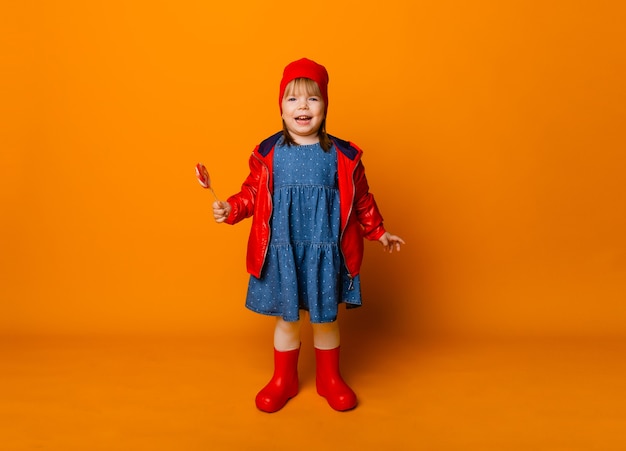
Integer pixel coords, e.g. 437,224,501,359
315,346,357,411
255,347,299,413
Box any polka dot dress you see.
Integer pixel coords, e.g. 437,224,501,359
245,140,362,323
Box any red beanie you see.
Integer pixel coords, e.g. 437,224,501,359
279,58,329,115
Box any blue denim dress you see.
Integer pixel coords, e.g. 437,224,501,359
245,140,361,323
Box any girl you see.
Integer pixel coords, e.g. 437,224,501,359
212,58,404,412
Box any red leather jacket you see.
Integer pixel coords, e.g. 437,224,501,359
225,132,386,279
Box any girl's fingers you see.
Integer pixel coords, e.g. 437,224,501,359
386,235,405,252
212,201,229,223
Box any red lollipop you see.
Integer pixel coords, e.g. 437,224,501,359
195,163,220,201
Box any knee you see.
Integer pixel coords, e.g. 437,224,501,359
276,318,301,335
311,321,339,335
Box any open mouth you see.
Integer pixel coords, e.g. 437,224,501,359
295,116,312,122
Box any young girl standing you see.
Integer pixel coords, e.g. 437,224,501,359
212,58,404,412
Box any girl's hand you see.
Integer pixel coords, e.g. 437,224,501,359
378,232,405,253
213,200,231,223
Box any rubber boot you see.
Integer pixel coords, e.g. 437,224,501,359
255,347,299,413
315,346,357,411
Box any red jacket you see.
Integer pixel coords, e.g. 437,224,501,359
225,132,386,279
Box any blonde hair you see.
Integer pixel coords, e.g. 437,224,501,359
281,78,332,152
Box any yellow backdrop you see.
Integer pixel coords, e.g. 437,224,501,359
2,0,625,339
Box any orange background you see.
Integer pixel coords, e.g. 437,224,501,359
1,1,626,449
2,0,625,338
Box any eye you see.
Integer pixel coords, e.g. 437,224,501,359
309,97,320,102
287,97,297,102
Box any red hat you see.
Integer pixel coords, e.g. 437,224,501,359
279,58,329,115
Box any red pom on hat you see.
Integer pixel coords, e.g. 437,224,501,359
279,58,329,115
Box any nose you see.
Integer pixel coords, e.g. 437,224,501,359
297,98,309,109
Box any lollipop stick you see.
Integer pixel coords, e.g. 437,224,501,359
209,187,220,202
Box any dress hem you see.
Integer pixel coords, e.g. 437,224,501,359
245,300,362,323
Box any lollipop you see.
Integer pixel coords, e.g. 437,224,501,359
195,163,220,201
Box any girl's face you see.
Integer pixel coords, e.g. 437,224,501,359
281,81,325,145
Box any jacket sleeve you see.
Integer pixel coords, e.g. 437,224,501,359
225,149,262,225
353,160,386,240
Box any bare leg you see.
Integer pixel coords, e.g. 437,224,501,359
311,321,340,350
274,317,301,351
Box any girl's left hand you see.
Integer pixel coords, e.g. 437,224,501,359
378,232,405,253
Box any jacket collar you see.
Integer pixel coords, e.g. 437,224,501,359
257,131,360,161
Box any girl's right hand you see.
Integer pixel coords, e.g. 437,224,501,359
213,201,231,223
